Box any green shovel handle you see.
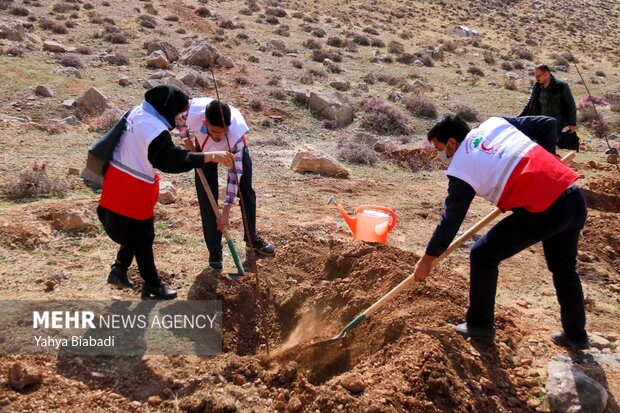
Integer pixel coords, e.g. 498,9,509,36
227,239,245,276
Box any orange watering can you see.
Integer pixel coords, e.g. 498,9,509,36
327,195,397,244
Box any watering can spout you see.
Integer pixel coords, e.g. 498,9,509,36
335,203,356,233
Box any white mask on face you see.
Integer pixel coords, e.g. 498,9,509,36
437,150,452,166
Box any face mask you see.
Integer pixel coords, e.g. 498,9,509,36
437,150,452,166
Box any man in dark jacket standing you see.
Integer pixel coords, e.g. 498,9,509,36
520,64,577,138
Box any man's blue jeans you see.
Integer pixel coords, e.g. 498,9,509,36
467,187,588,340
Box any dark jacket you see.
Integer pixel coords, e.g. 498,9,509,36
519,76,577,134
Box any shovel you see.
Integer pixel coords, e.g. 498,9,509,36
309,151,576,348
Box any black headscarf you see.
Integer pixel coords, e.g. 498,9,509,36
144,85,189,129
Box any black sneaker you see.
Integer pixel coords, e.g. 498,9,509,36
451,322,496,344
209,251,223,271
247,236,275,257
550,332,589,350
107,265,134,289
141,283,177,300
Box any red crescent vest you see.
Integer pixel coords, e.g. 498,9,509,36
99,106,167,220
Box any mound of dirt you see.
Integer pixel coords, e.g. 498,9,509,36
381,148,445,172
2,229,546,412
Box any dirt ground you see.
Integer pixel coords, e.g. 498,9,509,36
1,0,620,412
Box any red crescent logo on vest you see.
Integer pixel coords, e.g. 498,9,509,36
481,140,495,152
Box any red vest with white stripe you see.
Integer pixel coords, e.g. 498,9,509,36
99,106,167,220
447,117,579,212
186,97,249,151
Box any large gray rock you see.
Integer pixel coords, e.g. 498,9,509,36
146,50,169,69
291,144,350,178
147,40,179,62
77,87,108,117
43,40,66,53
0,22,26,41
289,85,354,128
309,90,354,127
546,361,608,413
180,38,220,68
177,71,199,87
158,181,177,205
216,54,234,68
55,67,82,78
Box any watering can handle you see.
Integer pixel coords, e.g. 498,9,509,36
355,205,398,232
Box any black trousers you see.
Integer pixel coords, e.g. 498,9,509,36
97,206,160,286
195,146,257,255
466,187,588,340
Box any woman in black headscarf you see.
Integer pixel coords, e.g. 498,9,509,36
97,85,234,299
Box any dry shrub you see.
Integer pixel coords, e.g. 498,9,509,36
235,75,250,86
52,2,79,13
59,55,84,68
138,14,156,28
403,95,437,119
455,105,479,122
302,38,321,49
299,70,313,84
249,98,262,111
3,162,69,200
483,51,495,65
40,17,68,33
501,61,513,71
312,48,341,62
504,79,517,90
195,7,211,17
336,134,378,165
512,46,533,60
468,66,485,77
327,36,345,48
371,37,385,48
265,7,286,17
291,59,303,69
10,5,29,15
361,99,409,135
387,40,404,54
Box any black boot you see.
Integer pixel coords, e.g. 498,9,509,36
246,236,275,257
107,265,134,289
141,283,177,300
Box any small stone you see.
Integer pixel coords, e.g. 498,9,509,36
171,379,185,389
340,372,365,393
68,167,80,175
35,85,54,97
232,374,245,386
9,362,43,390
90,372,105,379
516,299,530,308
45,279,56,290
589,334,613,350
118,75,131,87
480,377,495,391
274,400,286,411
527,398,541,409
129,400,141,409
62,99,77,108
286,396,303,413
158,181,177,205
147,395,162,406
